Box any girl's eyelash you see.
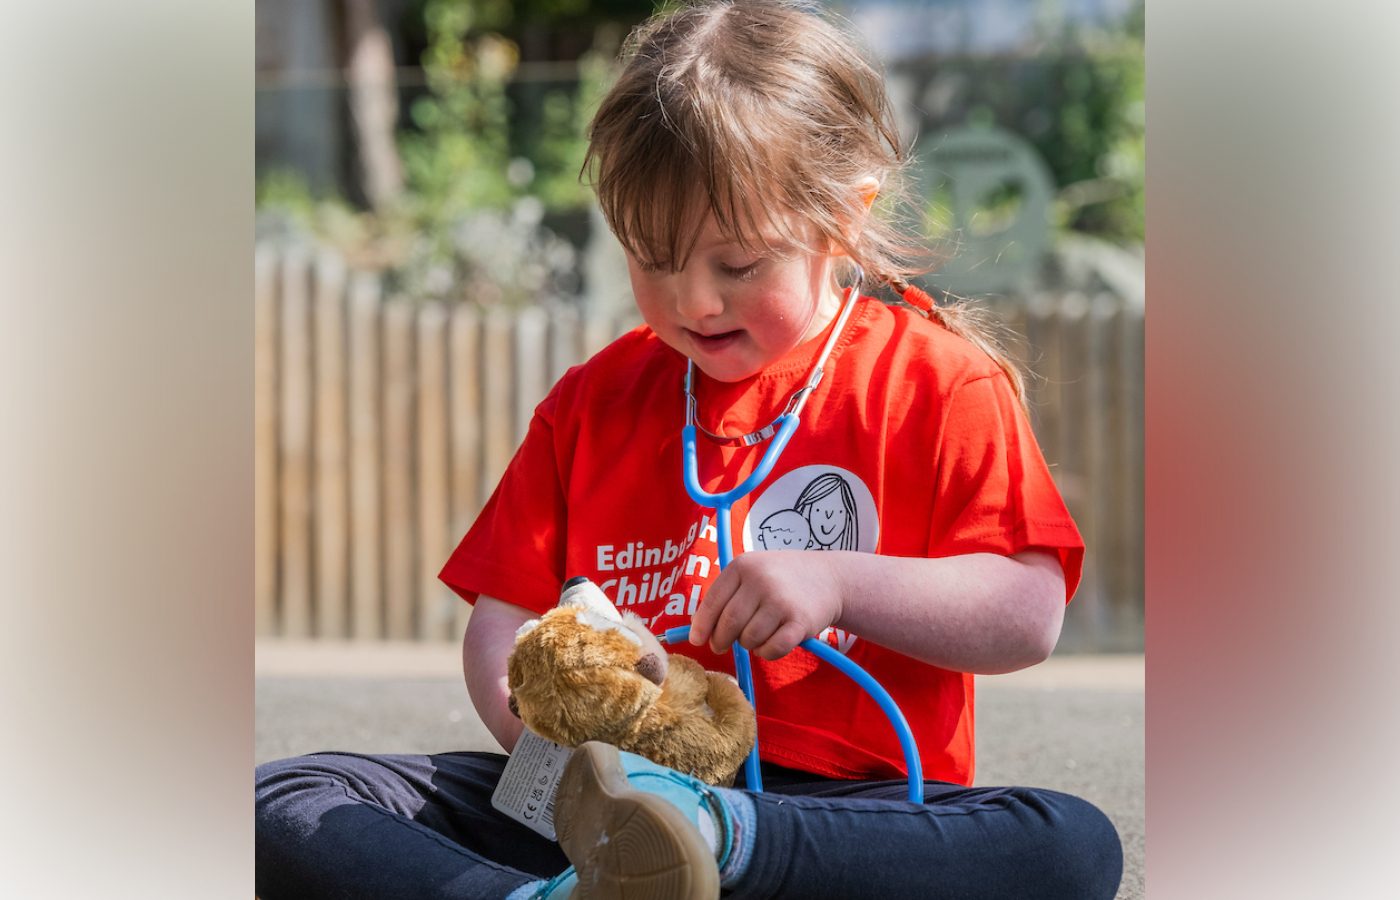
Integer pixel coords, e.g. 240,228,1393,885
635,258,759,279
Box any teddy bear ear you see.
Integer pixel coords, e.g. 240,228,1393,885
635,652,666,686
558,577,622,623
514,618,542,641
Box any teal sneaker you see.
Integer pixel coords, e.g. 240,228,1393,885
524,866,578,899
553,742,730,899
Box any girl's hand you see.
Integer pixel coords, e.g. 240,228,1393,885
688,551,844,660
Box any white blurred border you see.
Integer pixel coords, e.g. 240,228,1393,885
1149,1,1400,897
0,3,253,897
3,0,1400,896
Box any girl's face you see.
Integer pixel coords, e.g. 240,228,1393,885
806,489,849,547
625,215,841,383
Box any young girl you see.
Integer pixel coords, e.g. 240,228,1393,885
256,2,1123,897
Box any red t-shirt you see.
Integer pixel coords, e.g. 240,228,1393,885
440,297,1083,785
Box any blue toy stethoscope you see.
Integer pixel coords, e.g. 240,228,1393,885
657,268,925,803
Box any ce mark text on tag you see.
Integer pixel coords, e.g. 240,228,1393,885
490,728,574,841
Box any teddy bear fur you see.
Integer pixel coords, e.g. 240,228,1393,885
506,577,757,786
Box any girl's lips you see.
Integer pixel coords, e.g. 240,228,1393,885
686,329,743,353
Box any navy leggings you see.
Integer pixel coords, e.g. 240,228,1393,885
255,750,1122,899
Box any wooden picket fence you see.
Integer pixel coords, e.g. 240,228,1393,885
254,244,1143,651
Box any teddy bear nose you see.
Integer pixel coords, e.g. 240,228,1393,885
563,575,590,589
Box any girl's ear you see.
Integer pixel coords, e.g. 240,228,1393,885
836,175,881,253
856,175,880,212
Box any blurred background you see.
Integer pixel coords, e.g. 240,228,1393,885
254,0,1145,653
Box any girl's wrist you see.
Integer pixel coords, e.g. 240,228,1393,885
819,550,861,631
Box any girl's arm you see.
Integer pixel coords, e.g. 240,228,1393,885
462,594,534,752
688,549,1066,675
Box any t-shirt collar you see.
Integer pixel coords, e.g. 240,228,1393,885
686,295,872,437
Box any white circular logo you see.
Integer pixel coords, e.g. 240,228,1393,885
740,465,879,554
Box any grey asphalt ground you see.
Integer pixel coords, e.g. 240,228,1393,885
256,641,1144,900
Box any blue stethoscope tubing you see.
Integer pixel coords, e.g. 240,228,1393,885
670,277,924,804
663,622,923,803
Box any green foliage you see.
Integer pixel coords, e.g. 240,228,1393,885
948,52,1143,243
255,0,638,302
394,1,624,256
396,0,629,223
1032,12,1144,243
254,168,320,225
1038,49,1143,242
1085,53,1144,243
918,5,1145,245
399,0,518,239
254,167,362,238
255,0,1142,300
526,48,616,209
254,166,410,274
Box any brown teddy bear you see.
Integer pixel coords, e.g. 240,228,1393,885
506,576,757,786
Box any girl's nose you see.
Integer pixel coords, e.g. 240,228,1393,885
672,275,725,321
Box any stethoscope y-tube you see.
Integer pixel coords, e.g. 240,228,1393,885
676,413,799,795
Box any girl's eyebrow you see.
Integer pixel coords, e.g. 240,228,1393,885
692,222,794,252
693,234,744,252
697,235,795,255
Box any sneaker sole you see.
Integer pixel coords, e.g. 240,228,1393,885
554,742,720,900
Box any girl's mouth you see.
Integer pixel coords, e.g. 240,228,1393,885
686,329,743,353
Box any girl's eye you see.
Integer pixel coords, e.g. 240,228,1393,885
719,261,762,281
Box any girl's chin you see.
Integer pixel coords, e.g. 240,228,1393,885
688,356,764,383
682,332,763,381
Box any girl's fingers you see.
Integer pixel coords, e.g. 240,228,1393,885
709,584,759,653
711,596,756,652
737,607,784,653
689,569,738,646
755,621,809,661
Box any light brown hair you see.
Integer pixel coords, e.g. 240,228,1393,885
583,0,1026,402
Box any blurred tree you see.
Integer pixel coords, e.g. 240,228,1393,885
908,25,1143,243
863,0,1143,245
394,0,649,218
398,0,517,234
256,1,649,284
342,0,406,212
1028,8,1143,242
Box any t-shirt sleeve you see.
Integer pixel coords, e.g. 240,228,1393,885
928,371,1085,602
438,385,569,616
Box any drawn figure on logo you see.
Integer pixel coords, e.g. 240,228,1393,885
794,473,859,551
756,508,815,551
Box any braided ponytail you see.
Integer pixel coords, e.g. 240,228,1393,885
870,273,1028,410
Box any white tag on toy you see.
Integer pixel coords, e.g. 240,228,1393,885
491,727,574,841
